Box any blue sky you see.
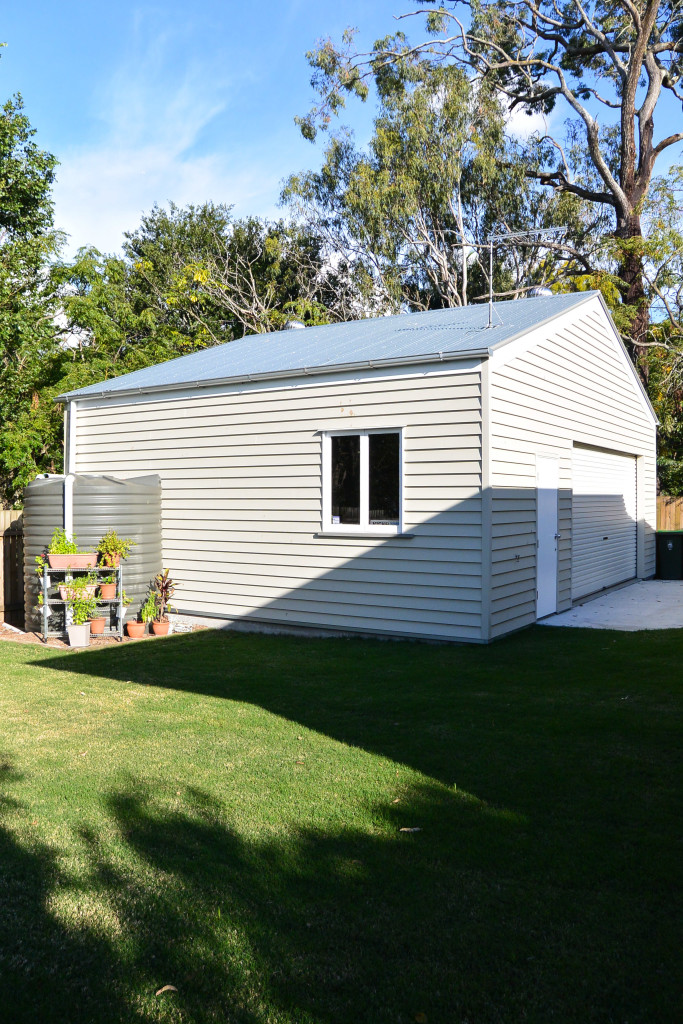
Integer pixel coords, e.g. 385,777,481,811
1,1,408,254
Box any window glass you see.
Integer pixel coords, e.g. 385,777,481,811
331,435,360,524
369,433,400,523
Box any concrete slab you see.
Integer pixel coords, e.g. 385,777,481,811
540,580,683,631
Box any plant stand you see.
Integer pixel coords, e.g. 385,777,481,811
41,564,124,644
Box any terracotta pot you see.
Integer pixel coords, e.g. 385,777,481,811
151,620,171,636
99,583,117,599
99,553,120,567
49,553,97,569
126,621,145,638
89,617,106,635
59,584,97,600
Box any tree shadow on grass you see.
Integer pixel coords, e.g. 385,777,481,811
35,625,683,808
0,762,129,1024
76,777,677,1024
34,627,590,789
0,759,677,1023
27,630,682,1021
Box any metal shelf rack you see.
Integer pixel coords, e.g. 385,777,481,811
41,564,124,643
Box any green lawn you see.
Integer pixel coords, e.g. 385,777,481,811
0,626,680,1024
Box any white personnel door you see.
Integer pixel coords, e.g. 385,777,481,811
572,445,637,600
536,456,559,619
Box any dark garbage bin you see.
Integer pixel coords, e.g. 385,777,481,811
656,531,683,580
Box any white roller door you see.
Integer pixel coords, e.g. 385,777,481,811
572,445,637,600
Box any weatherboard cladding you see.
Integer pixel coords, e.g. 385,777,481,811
487,301,656,638
74,368,485,641
59,292,596,401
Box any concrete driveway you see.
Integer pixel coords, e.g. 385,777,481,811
540,580,683,631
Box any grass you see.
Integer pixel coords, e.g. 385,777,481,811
0,626,680,1024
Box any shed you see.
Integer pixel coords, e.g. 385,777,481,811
55,291,657,643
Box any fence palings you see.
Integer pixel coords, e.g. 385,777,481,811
657,495,683,531
0,510,24,629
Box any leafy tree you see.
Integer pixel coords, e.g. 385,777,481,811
0,94,64,506
287,47,603,312
639,165,683,490
166,215,354,337
0,93,57,237
301,1,683,359
123,201,235,350
60,205,351,369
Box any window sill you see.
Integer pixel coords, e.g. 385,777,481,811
314,531,414,540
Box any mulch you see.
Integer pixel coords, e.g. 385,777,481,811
0,624,206,649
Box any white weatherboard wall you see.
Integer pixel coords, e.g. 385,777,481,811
487,295,656,639
72,364,485,642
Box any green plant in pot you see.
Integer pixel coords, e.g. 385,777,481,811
88,610,107,636
65,577,99,647
98,572,117,600
151,569,176,636
140,593,157,624
126,592,154,639
58,571,97,602
37,527,97,572
97,529,135,568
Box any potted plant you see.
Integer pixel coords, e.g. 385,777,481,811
59,572,98,601
37,527,97,571
97,529,135,568
151,569,176,636
65,581,98,647
126,592,155,638
98,573,117,600
89,611,107,636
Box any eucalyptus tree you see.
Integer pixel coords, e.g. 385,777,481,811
288,46,603,312
301,1,683,356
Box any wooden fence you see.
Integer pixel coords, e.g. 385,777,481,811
0,511,24,629
657,495,683,531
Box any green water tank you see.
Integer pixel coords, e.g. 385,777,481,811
656,531,683,580
23,473,162,631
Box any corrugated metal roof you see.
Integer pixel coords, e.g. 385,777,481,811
58,291,597,401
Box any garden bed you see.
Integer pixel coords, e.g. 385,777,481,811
0,623,206,648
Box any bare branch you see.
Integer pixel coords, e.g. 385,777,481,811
654,132,683,157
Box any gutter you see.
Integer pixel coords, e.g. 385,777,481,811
54,347,491,404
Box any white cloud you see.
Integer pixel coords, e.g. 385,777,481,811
52,33,282,255
506,105,551,141
54,142,282,256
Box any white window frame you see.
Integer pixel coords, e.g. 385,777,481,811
321,428,404,535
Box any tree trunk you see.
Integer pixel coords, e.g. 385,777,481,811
615,211,649,382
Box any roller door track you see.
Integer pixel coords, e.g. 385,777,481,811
572,445,637,600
